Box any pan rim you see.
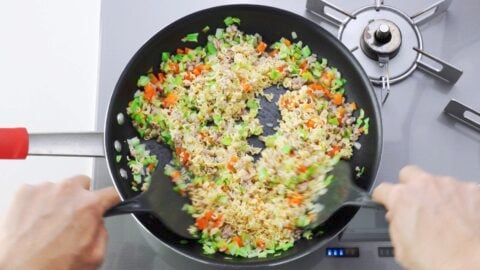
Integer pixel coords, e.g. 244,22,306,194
104,3,383,267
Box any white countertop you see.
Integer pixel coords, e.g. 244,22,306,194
0,0,100,214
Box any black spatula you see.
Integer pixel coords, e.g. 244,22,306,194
104,170,195,239
307,161,385,229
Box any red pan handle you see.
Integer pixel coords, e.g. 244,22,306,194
0,128,29,159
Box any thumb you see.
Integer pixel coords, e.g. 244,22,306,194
94,187,121,213
372,182,395,209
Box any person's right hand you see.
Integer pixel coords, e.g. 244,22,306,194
0,176,119,270
373,166,480,270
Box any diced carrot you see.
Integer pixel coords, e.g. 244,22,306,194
285,223,293,230
230,156,239,163
149,73,158,83
171,170,181,181
288,193,304,206
163,93,178,107
196,217,208,230
196,64,211,71
144,83,156,101
328,145,341,157
204,210,214,221
302,103,314,111
175,147,183,155
297,165,308,173
182,151,190,164
269,49,278,57
277,64,286,72
306,90,315,99
350,102,357,111
242,83,251,93
221,185,228,192
232,236,243,247
176,48,184,54
306,119,315,129
226,163,235,171
337,107,345,124
283,39,291,46
256,240,265,250
147,163,155,173
333,93,343,105
257,41,267,53
300,61,308,72
192,68,201,76
359,127,365,133
157,73,165,83
184,47,191,53
168,62,179,74
184,71,194,81
213,214,223,227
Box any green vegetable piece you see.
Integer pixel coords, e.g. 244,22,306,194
137,75,150,87
224,16,241,26
298,128,307,140
302,45,311,58
270,70,280,80
324,175,334,187
296,215,310,227
291,31,298,40
328,117,339,126
215,28,224,39
203,244,216,255
207,42,217,55
161,52,170,62
182,32,199,43
116,155,122,163
222,136,232,146
363,118,370,135
246,99,259,110
202,26,210,33
180,239,189,245
213,115,223,125
281,144,292,154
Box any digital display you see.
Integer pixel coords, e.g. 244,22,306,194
326,247,359,258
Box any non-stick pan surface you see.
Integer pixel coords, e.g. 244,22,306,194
105,4,382,267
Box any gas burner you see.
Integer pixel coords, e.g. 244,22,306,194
306,0,463,104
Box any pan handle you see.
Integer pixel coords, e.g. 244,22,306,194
0,128,104,159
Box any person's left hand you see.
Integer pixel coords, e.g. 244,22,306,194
0,175,119,270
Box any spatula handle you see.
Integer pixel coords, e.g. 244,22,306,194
104,195,150,217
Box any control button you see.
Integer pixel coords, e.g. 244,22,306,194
378,246,395,257
326,247,359,258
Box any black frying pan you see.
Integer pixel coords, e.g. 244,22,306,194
0,4,382,268
106,4,382,267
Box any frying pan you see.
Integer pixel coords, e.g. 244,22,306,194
0,5,382,268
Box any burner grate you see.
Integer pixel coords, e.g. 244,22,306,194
306,0,463,104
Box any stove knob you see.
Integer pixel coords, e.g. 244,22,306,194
374,24,392,44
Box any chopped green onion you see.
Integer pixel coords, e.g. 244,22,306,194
224,16,241,26
202,26,210,33
161,52,170,62
363,118,370,135
291,31,298,40
116,155,122,163
324,175,334,187
206,42,217,55
182,32,199,42
137,75,150,87
222,136,232,146
281,144,292,154
328,116,339,126
179,239,189,245
215,28,224,39
302,45,311,58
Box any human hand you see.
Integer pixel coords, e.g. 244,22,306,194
373,166,480,270
0,176,120,270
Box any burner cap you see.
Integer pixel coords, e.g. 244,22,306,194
361,19,402,60
339,6,422,85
